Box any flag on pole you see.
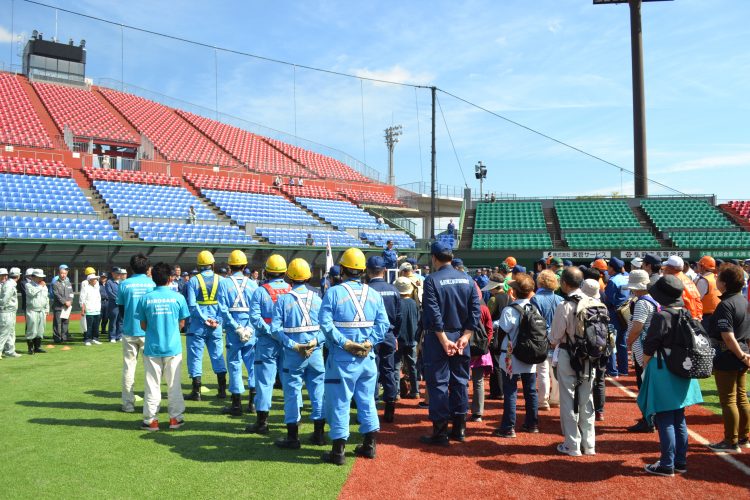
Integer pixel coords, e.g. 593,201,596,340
325,235,333,273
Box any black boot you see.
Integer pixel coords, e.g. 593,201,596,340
275,424,301,449
400,378,409,399
627,418,655,433
449,414,466,442
419,421,450,446
321,438,346,465
310,419,326,445
33,338,46,353
354,432,377,459
216,372,227,399
186,377,202,401
247,389,256,414
27,340,34,355
383,401,395,423
244,410,269,434
222,393,243,416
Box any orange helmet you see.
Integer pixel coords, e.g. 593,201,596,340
592,259,608,271
504,256,517,268
698,255,716,271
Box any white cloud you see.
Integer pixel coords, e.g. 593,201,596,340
547,19,562,34
0,26,14,43
654,151,750,174
352,65,434,87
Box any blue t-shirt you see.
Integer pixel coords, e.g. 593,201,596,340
116,273,156,337
135,286,190,357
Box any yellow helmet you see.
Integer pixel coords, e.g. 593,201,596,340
339,247,366,271
84,266,96,276
197,250,215,267
228,249,248,267
287,258,311,282
265,254,287,274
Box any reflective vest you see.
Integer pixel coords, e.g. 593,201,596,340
261,282,291,324
678,273,703,320
698,273,721,315
196,274,219,306
228,276,250,312
333,283,374,328
283,290,319,334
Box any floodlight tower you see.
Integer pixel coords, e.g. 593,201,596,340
594,0,672,198
384,125,402,186
475,161,487,199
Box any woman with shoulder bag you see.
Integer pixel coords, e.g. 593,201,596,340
706,264,750,453
637,275,703,476
469,299,495,422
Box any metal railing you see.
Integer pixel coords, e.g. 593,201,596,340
397,181,466,200
363,206,417,237
95,78,386,183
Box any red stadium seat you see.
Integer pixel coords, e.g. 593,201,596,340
0,73,53,148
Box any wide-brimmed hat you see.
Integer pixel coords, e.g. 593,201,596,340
481,280,503,292
581,279,600,298
648,275,684,308
627,269,650,291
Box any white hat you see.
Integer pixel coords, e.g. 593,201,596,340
86,273,97,280
0,268,7,275
32,269,46,278
399,262,413,272
627,270,650,291
581,279,600,298
394,277,414,294
630,257,643,269
25,268,35,276
665,255,684,269
9,267,21,276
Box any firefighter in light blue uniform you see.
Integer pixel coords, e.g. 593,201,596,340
217,249,258,416
245,254,291,434
185,250,227,401
319,248,389,465
272,258,327,449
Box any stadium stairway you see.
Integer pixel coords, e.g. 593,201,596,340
17,75,62,140
543,206,565,247
83,186,133,238
630,204,673,247
193,190,241,227
92,88,142,144
459,208,475,250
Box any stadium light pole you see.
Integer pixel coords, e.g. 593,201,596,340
594,0,672,198
384,125,402,186
474,161,487,199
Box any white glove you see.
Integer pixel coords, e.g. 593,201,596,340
237,326,253,343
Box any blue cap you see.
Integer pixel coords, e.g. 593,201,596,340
452,258,464,268
329,265,341,277
181,271,189,277
512,265,526,274
243,268,251,275
190,269,199,275
366,256,386,270
644,254,661,266
610,257,624,271
431,241,453,257
218,267,228,274
58,264,68,270
406,257,418,266
563,260,573,267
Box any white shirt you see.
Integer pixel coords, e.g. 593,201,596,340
497,298,537,375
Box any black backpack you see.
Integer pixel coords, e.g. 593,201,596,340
509,303,549,364
470,319,489,357
658,309,714,379
566,296,613,372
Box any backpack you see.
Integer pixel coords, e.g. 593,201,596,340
657,308,714,379
566,296,613,372
509,303,549,364
470,318,489,357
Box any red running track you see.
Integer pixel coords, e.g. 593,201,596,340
340,376,750,499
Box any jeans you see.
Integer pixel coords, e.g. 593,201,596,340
714,369,750,444
500,370,538,431
471,367,486,416
395,343,418,396
84,314,101,342
606,317,628,376
654,409,688,469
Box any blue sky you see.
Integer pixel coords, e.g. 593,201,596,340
1,0,748,200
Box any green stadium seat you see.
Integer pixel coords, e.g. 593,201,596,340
471,232,552,250
565,232,659,249
669,231,750,248
475,201,546,231
641,199,733,231
555,200,640,230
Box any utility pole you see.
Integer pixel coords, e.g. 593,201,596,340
594,0,672,198
430,86,437,240
475,161,487,199
384,125,402,186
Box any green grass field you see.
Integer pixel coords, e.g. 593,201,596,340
2,321,351,500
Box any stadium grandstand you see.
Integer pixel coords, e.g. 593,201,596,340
1,34,748,275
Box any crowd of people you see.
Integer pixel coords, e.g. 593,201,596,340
0,247,748,474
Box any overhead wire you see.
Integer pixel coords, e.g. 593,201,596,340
436,94,468,188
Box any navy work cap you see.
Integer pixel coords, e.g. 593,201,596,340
643,254,661,267
563,260,573,267
181,271,189,277
366,256,386,270
431,240,453,257
329,265,341,277
609,257,625,271
512,265,526,274
452,258,464,268
406,257,418,266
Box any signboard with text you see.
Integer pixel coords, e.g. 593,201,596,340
542,251,611,259
620,250,691,259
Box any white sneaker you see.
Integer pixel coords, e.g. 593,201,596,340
5,352,22,358
110,339,116,343
92,339,102,345
557,443,582,457
84,341,92,346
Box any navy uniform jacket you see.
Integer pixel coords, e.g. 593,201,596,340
422,263,480,334
368,277,401,348
382,248,398,269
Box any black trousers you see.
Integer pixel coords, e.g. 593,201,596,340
489,351,504,398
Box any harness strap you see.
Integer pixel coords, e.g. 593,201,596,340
341,283,370,322
228,276,250,312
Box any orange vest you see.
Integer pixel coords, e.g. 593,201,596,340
698,273,721,315
678,272,703,321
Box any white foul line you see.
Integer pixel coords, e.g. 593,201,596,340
608,376,750,477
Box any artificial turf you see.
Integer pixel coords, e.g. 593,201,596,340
2,322,352,500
